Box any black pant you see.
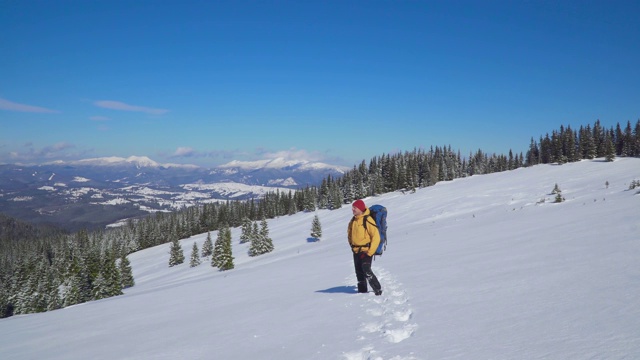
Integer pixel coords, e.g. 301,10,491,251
353,252,382,293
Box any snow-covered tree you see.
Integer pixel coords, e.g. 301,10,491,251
218,227,234,271
92,273,110,300
239,217,252,244
101,254,123,298
190,242,201,267
119,255,135,289
249,219,274,257
212,226,234,271
168,238,184,267
310,214,322,241
201,232,213,258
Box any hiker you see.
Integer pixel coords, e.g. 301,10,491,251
348,199,383,296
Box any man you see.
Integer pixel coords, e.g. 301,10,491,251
347,199,383,296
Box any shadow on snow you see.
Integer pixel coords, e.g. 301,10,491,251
315,285,358,294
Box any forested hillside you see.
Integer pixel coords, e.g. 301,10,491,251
1,119,638,318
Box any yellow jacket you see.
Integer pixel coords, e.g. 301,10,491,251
347,208,381,256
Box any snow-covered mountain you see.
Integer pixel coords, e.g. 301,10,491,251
219,157,348,172
0,156,347,230
1,158,638,359
212,157,349,188
47,155,199,169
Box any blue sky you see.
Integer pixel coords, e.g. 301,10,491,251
1,0,638,167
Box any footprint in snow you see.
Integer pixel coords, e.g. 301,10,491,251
384,323,418,343
393,309,412,322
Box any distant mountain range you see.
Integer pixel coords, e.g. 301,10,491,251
0,156,348,231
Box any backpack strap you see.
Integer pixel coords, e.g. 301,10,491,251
362,215,378,230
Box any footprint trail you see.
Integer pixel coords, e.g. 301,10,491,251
342,268,419,360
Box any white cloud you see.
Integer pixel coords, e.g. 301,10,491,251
94,100,168,115
4,142,92,164
173,147,196,157
258,148,325,162
0,97,58,113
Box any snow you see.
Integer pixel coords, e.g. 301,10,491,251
268,177,298,186
45,156,200,169
68,156,159,167
92,197,131,206
1,158,639,360
219,157,348,173
181,182,293,198
9,196,33,202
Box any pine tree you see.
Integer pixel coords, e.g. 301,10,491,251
201,232,213,257
63,260,92,307
168,238,185,267
45,272,61,311
249,219,274,257
239,217,252,244
190,242,201,267
218,227,235,271
119,255,135,289
605,131,616,162
212,228,226,268
252,221,259,243
552,183,564,203
310,214,322,241
212,226,234,270
102,254,123,297
92,273,110,300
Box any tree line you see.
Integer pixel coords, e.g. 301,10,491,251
1,118,638,318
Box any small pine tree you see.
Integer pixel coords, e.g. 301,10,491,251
212,226,234,270
554,192,565,203
168,238,185,267
552,183,561,195
218,227,235,271
249,219,274,257
190,242,201,267
201,232,213,258
310,214,322,241
211,229,224,268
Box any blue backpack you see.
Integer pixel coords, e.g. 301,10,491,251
363,204,388,256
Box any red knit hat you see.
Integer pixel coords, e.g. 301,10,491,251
352,199,366,212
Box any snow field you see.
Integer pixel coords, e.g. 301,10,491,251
1,158,639,359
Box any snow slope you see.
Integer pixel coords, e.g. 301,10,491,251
1,158,639,360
